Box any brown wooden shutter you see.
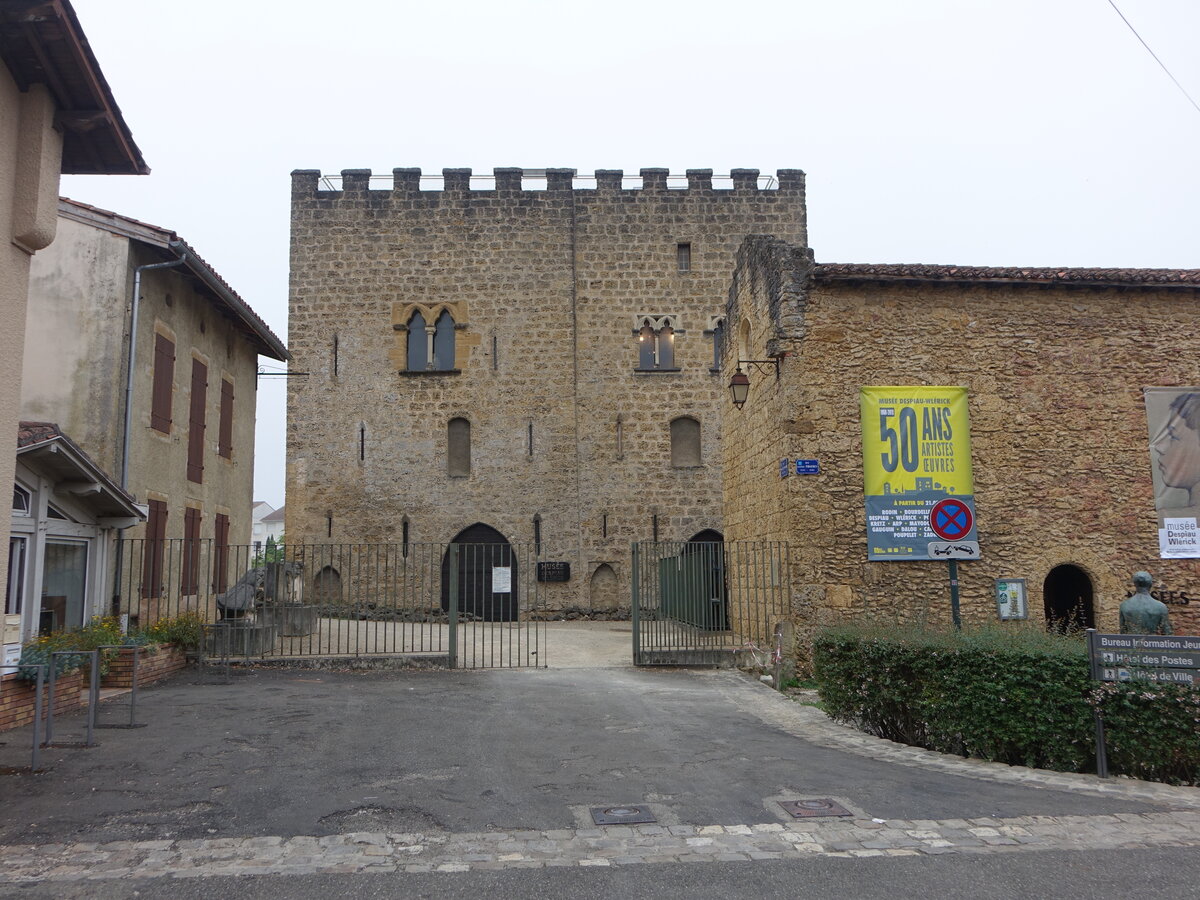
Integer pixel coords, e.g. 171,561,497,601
187,358,207,483
218,378,234,459
182,507,201,595
213,512,230,593
141,499,167,599
151,334,175,433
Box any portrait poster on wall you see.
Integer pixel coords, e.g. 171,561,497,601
1145,387,1200,559
860,386,978,561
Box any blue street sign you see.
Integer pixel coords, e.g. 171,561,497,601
780,458,790,478
795,459,820,475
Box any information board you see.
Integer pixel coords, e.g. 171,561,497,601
860,386,978,561
995,578,1028,620
1087,632,1200,687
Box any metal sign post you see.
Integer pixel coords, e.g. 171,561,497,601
947,560,962,630
1086,630,1109,778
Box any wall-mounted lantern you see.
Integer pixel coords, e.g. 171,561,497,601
728,359,780,409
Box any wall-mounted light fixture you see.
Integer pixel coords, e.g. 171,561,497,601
728,358,780,409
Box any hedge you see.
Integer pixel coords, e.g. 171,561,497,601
812,624,1200,785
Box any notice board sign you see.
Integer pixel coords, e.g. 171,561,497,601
994,578,1028,620
537,561,571,583
860,386,978,561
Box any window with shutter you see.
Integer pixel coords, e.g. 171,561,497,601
218,378,234,459
213,512,230,593
151,334,175,433
182,507,201,595
187,358,207,483
141,499,167,599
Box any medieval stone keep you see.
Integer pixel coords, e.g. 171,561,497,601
286,168,806,611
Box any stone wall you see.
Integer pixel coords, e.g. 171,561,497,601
287,168,808,609
723,236,1200,638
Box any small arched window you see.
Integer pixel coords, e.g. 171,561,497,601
433,310,456,370
670,416,702,467
638,324,656,369
407,311,428,371
448,417,471,476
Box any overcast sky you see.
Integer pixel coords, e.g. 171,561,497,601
60,0,1200,509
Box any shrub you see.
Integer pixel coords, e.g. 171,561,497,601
1091,682,1200,786
813,624,1200,784
132,611,206,650
15,616,125,681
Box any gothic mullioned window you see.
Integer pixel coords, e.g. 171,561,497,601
634,315,680,371
406,309,457,371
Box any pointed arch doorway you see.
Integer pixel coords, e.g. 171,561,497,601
441,523,517,622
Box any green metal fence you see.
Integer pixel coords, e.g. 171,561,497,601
115,539,547,669
631,541,790,666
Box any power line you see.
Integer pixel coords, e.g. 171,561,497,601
1106,0,1200,116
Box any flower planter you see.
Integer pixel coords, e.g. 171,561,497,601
100,645,189,689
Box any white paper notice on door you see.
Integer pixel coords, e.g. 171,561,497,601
492,566,512,593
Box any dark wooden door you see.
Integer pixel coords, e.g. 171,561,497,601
441,524,517,622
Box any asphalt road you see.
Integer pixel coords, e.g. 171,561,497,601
0,666,1163,844
0,664,1196,897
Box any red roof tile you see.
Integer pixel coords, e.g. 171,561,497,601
813,263,1200,288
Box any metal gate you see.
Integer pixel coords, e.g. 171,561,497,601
631,541,790,666
115,539,547,668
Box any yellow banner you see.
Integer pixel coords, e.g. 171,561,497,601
860,386,974,496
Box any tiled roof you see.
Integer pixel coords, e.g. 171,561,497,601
16,421,139,512
262,506,286,522
812,263,1200,288
17,421,62,449
0,0,147,175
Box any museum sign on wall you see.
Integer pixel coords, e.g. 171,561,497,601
1146,387,1200,559
860,386,978,561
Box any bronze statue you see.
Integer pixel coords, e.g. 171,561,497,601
1119,571,1173,635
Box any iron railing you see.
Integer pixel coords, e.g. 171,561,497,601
114,540,547,669
631,541,791,666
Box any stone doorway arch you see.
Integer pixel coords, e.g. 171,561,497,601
1043,564,1095,632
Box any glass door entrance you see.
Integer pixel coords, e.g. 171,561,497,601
39,540,88,633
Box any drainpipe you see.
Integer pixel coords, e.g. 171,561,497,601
111,250,188,618
122,251,187,490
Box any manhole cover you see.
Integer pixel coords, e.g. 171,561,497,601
590,805,656,825
778,799,852,818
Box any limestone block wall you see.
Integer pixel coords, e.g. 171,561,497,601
287,168,808,609
722,236,1200,636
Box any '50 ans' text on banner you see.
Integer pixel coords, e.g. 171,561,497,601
860,386,978,561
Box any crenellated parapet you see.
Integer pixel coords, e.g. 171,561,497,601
290,167,805,199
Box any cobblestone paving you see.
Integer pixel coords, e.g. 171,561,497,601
2,811,1199,882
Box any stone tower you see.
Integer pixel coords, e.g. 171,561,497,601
286,167,808,611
